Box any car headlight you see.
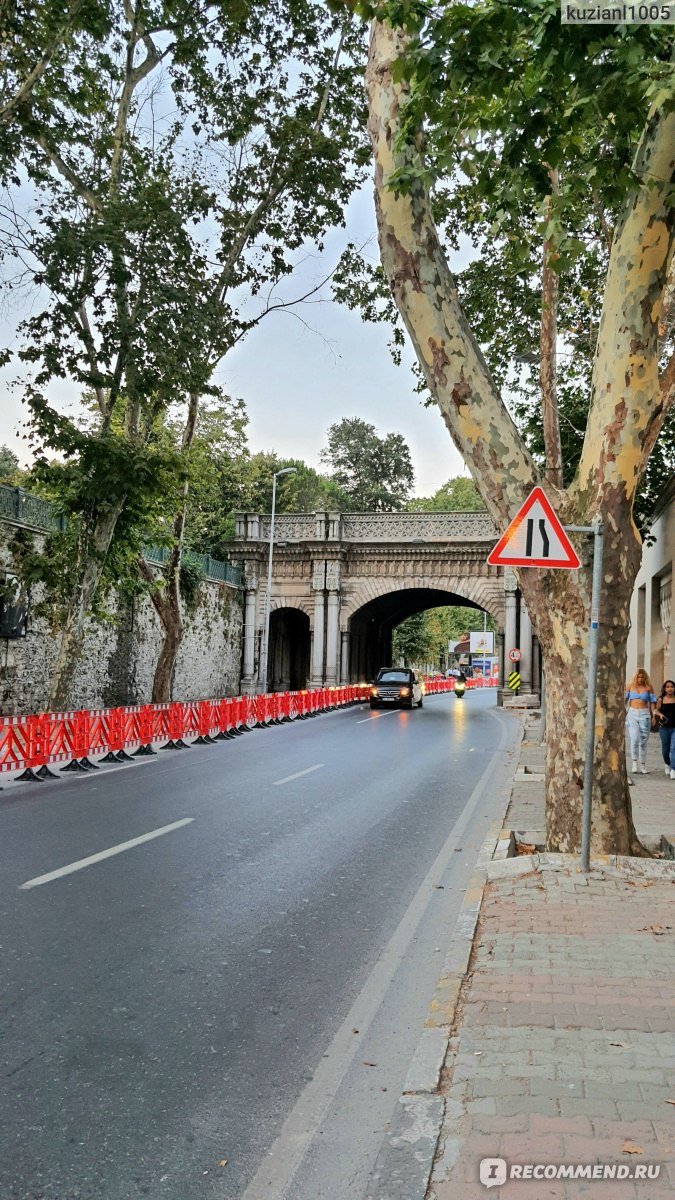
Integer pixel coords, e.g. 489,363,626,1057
371,688,379,696
400,687,410,696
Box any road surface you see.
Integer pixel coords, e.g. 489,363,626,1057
1,689,520,1200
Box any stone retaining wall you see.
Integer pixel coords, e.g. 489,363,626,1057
0,526,243,714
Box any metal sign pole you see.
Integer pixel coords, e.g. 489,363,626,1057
566,519,604,872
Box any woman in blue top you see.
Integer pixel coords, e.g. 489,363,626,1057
625,669,657,775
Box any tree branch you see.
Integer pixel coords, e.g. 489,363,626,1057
540,169,563,490
0,0,85,126
366,19,542,529
577,106,675,506
212,23,349,307
75,301,109,418
109,2,166,198
33,131,102,214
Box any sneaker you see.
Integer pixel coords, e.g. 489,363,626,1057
631,760,638,773
670,770,675,780
640,763,648,774
667,765,671,777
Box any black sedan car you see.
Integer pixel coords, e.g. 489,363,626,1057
369,668,424,710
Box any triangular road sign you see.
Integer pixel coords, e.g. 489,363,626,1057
487,486,580,569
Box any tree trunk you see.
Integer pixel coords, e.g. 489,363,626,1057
141,391,200,703
136,543,185,705
517,521,643,854
365,18,675,855
48,499,126,711
138,555,184,704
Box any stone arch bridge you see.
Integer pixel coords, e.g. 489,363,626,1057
233,510,538,702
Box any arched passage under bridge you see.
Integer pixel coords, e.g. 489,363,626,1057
348,587,486,683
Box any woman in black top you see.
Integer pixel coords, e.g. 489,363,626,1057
655,680,675,779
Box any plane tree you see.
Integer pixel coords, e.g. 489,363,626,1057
362,0,675,854
1,0,368,706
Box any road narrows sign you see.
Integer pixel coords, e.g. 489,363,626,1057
487,486,580,569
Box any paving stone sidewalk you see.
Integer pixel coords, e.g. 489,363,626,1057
428,722,675,1200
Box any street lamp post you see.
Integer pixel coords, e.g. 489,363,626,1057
259,467,296,693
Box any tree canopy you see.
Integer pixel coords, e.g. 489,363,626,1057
1,0,370,705
407,475,484,512
320,415,415,510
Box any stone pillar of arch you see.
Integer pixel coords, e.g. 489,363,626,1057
340,630,350,683
496,630,505,705
499,569,518,706
325,562,341,686
241,564,259,695
519,599,533,692
310,560,326,688
516,597,540,706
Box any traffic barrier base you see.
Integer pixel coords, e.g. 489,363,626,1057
15,767,45,784
61,758,89,773
36,764,60,780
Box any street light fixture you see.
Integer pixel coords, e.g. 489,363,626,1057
260,467,297,693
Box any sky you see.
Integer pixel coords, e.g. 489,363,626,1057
0,183,469,499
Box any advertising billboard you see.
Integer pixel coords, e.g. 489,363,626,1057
469,631,494,655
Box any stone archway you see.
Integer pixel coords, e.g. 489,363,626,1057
268,607,310,692
347,586,489,682
233,510,539,703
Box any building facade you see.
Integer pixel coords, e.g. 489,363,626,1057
627,478,674,689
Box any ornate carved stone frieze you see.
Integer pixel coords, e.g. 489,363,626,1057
326,561,341,591
312,560,326,591
341,512,496,541
239,510,497,544
243,562,259,590
259,514,318,542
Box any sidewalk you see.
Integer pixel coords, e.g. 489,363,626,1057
368,715,675,1200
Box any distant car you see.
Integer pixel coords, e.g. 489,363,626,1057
370,668,423,710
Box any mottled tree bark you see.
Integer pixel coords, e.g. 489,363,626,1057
140,391,200,704
366,19,675,854
540,172,563,490
48,499,126,711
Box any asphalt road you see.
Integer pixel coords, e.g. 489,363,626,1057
1,689,520,1200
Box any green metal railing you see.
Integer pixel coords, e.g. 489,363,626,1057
0,485,67,533
142,545,243,588
0,484,243,588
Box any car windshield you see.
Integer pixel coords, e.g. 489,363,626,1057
377,670,411,682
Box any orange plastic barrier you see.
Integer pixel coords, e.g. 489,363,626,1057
0,683,389,783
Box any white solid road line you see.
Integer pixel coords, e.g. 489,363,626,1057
19,818,195,890
273,764,324,786
240,710,514,1200
356,709,399,724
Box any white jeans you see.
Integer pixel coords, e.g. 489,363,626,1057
626,709,651,763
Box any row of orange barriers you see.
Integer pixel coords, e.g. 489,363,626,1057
422,676,499,691
0,686,371,784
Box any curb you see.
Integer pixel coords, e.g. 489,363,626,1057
363,713,528,1200
487,849,675,881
